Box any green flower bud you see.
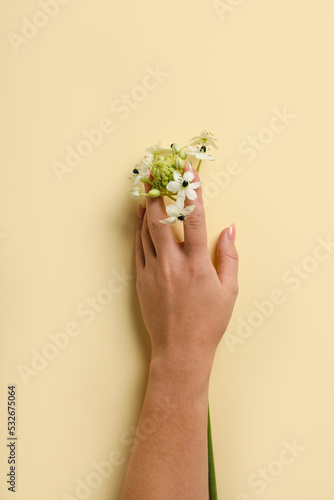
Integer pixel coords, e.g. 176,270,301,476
172,143,181,154
150,157,176,190
175,157,184,169
148,189,161,198
179,148,187,159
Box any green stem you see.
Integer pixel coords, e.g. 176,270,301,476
197,159,202,173
208,405,218,499
141,191,177,201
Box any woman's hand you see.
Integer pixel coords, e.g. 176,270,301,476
135,162,239,374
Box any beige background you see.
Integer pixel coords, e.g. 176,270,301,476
1,0,334,499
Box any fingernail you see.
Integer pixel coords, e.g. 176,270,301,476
227,223,236,242
184,160,192,170
137,203,145,219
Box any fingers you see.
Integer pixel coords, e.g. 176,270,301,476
183,161,208,254
217,224,239,297
135,204,146,271
141,208,156,262
144,183,177,256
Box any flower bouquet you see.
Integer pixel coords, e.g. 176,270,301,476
129,131,219,499
129,130,218,224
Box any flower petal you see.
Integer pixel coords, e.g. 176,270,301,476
207,140,219,149
166,204,179,217
190,181,202,190
141,158,151,169
189,137,201,146
183,170,195,182
173,171,182,182
176,196,185,212
185,188,197,200
166,181,181,192
158,147,173,156
177,190,186,202
160,216,177,225
183,205,195,215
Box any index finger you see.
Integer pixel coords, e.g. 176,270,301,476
144,183,177,256
183,162,208,254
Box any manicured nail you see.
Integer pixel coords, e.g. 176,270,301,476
227,223,236,242
137,203,145,219
184,160,192,170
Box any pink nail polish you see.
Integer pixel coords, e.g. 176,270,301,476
227,223,236,242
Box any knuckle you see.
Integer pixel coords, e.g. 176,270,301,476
186,212,203,230
160,262,176,282
187,256,206,274
184,254,210,280
149,218,162,234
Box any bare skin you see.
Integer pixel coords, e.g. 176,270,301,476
120,163,239,500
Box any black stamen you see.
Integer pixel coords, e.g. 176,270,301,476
178,215,185,221
182,180,189,187
200,145,206,152
133,168,139,174
170,143,174,148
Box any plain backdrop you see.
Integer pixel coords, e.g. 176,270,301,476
1,1,334,499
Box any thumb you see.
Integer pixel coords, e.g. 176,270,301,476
217,223,239,297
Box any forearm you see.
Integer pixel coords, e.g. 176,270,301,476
120,356,213,500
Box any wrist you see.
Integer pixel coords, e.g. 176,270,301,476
150,342,215,377
148,352,213,403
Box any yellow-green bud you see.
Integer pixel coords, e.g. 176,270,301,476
148,189,161,198
179,148,187,159
172,143,181,154
175,157,184,169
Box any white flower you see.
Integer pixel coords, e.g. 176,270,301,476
187,146,215,161
133,159,150,185
129,187,142,199
160,197,195,225
189,130,219,149
145,140,172,160
166,169,202,201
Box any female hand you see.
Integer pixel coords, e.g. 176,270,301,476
135,162,239,374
